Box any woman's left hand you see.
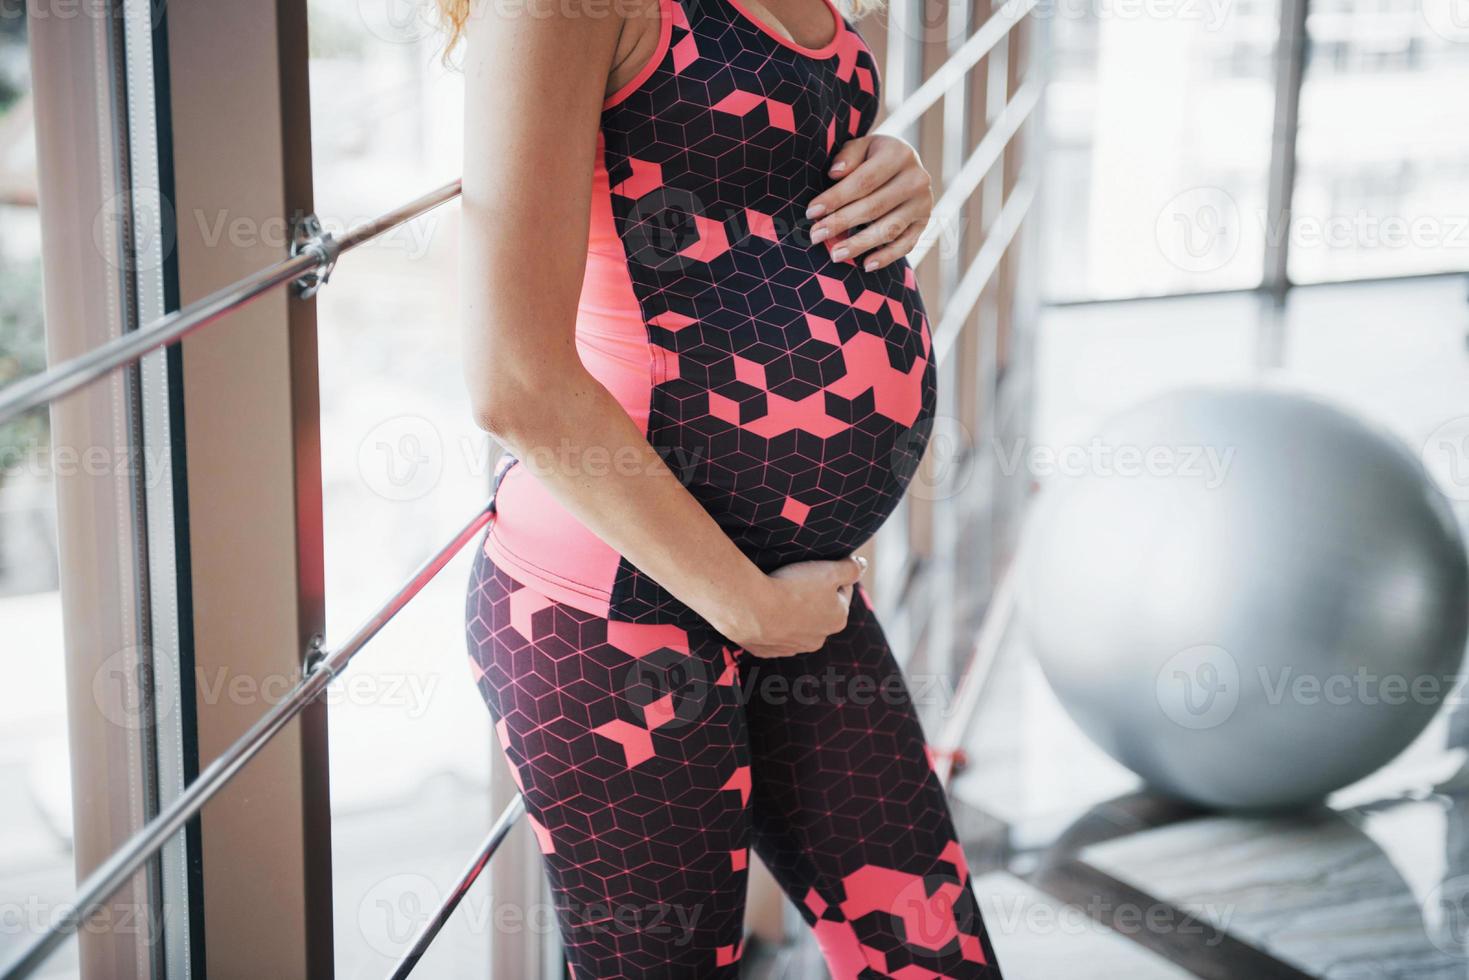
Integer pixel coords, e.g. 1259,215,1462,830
807,135,934,272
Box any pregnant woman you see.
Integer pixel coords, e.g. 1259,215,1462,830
445,0,1003,975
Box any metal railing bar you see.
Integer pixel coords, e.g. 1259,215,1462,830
934,566,1016,786
0,179,463,427
334,179,461,254
386,795,527,980
932,176,1037,366
909,80,1041,271
0,251,316,425
307,497,489,686
0,498,494,980
876,0,1038,141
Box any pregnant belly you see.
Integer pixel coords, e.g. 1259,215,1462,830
487,251,937,626
646,260,937,569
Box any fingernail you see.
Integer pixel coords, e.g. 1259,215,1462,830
811,226,829,244
856,556,869,572
864,259,879,271
806,203,826,219
832,246,850,260
830,161,847,174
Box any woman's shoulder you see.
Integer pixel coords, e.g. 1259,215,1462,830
603,0,674,111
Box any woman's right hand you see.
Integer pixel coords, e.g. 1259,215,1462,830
724,556,867,659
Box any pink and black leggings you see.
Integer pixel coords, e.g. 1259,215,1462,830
465,539,1003,979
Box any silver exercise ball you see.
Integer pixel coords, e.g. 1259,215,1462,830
1019,386,1469,810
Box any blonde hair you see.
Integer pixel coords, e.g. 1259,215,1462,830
433,0,884,62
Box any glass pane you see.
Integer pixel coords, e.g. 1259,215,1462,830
0,15,74,975
1042,0,1281,301
305,3,496,974
1289,0,1469,283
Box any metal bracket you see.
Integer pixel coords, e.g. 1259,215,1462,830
303,633,328,676
290,213,339,300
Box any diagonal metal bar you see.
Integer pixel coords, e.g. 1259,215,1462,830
386,795,527,980
876,0,1038,140
909,80,1041,271
0,180,461,426
932,176,1038,366
0,497,493,980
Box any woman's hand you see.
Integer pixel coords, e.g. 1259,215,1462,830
720,556,867,659
807,135,934,272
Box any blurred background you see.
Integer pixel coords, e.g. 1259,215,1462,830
2,0,1468,976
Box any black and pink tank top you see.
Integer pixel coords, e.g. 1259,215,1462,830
485,0,936,626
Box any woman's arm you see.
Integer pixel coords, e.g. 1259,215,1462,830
459,0,861,657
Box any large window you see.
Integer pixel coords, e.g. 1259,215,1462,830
0,14,73,975
1042,0,1469,302
306,3,499,974
1042,0,1282,300
1290,0,1469,283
